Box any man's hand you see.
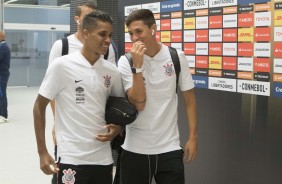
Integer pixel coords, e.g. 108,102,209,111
183,138,198,163
39,152,59,175
130,41,147,68
96,124,122,142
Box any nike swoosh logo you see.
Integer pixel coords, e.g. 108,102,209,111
75,80,83,83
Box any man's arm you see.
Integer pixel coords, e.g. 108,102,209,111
48,39,62,144
182,89,198,163
126,41,147,111
33,94,58,175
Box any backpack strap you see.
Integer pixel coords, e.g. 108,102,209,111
111,41,119,65
61,37,69,56
168,46,180,93
104,47,109,60
124,46,180,93
124,52,133,67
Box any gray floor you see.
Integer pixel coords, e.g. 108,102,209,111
0,87,56,184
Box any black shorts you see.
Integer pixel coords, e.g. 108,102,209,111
56,163,113,184
119,149,184,184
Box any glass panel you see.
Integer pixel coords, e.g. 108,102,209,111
6,30,67,86
0,0,3,30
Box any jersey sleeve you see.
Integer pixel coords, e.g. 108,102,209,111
177,50,195,91
48,39,63,65
117,55,133,93
39,58,65,100
110,71,125,97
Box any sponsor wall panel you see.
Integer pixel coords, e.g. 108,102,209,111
274,1,282,97
124,0,280,97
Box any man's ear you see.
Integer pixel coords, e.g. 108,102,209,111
82,29,88,39
74,16,80,25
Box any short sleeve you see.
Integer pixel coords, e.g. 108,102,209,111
177,50,195,91
48,39,63,65
118,55,133,92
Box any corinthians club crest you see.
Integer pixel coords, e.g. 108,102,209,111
104,75,112,88
163,63,175,76
62,168,76,184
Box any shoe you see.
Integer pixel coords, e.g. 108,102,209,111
0,116,8,123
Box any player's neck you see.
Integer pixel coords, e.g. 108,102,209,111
81,48,100,66
75,31,84,44
145,42,161,58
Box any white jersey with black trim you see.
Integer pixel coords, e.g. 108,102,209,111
48,34,116,65
40,51,124,165
118,43,194,155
